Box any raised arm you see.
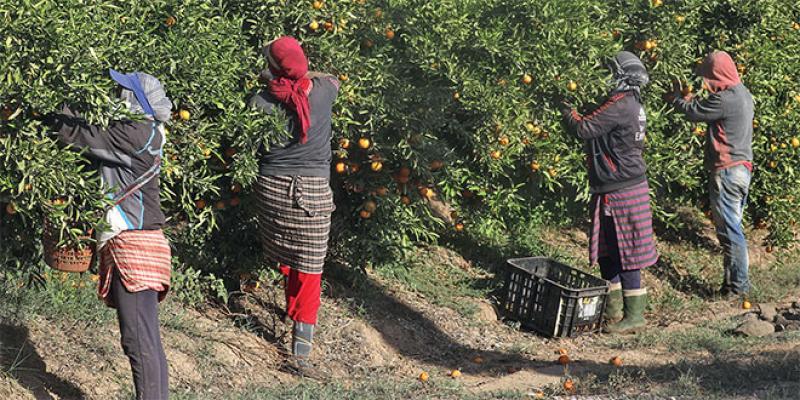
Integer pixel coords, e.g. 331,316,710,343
672,93,725,122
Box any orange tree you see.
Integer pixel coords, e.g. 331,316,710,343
1,0,799,279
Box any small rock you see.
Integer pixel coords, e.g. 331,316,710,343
742,312,759,321
735,320,775,337
474,301,499,323
792,301,800,309
785,323,800,332
775,323,785,332
776,315,790,327
759,304,778,322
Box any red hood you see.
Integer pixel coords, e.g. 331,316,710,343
698,51,741,93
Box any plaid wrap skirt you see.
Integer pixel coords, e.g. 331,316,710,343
255,175,335,275
99,229,172,308
589,181,658,271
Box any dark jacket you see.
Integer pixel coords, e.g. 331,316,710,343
672,83,754,172
563,91,648,194
53,105,166,230
250,76,340,179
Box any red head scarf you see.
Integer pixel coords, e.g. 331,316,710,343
697,51,741,93
266,36,312,143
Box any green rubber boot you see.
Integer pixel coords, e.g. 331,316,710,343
604,289,647,334
604,283,624,323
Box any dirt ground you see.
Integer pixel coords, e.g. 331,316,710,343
2,223,800,399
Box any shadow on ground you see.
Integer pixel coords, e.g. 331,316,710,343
0,323,85,400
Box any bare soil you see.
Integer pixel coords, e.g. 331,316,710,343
2,222,799,399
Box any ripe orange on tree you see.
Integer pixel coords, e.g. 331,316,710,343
359,209,372,219
400,195,412,205
229,196,241,207
165,16,177,27
563,379,575,392
349,162,361,173
363,200,377,213
454,222,465,232
429,159,444,171
335,161,347,174
5,203,17,215
498,136,510,146
490,150,502,160
567,81,578,92
195,199,207,209
370,160,383,172
530,160,541,172
323,21,334,32
375,186,389,196
558,354,570,365
214,200,226,210
385,28,395,40
419,187,434,200
224,147,237,158
179,109,190,121
791,137,799,148
312,0,323,10
358,137,371,149
309,21,320,31
610,356,623,367
521,73,533,85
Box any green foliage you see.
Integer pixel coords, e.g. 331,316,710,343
1,0,799,285
170,262,229,307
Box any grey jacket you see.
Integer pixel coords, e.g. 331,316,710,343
53,105,166,231
672,83,754,172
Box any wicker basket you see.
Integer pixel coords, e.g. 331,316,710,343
42,220,95,273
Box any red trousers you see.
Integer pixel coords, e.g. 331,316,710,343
279,265,322,325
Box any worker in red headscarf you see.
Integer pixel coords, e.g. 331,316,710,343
667,51,754,299
249,36,340,379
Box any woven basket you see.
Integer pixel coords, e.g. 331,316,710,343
42,220,95,273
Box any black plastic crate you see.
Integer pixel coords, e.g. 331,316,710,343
501,257,609,338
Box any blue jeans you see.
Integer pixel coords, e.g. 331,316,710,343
709,164,751,294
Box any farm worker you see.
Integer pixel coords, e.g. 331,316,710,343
46,70,172,399
667,51,754,298
561,51,659,334
249,36,339,379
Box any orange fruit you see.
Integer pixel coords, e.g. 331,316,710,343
419,187,434,199
462,189,474,199
324,21,335,32
521,74,533,85
398,166,411,177
312,0,323,10
675,15,686,23
532,390,545,399
373,8,383,18
5,203,17,215
498,136,510,146
644,39,657,51
450,210,458,219
165,16,177,27
791,137,799,149
224,147,237,158
309,21,320,31
769,161,777,169
363,200,377,213
793,22,800,30
472,356,484,364
450,369,462,379
490,150,502,160
90,274,100,282
375,186,389,196
547,167,558,178
370,161,383,172
229,196,241,207
400,195,411,205
454,222,465,232
612,29,621,39
335,161,347,174
742,300,752,310
231,183,242,193
51,198,66,206
418,371,429,382
385,28,395,40
350,162,361,173
358,137,371,149
179,109,190,121
214,200,226,210
651,0,662,7
23,183,33,192
563,378,575,392
429,159,444,171
693,126,705,137
681,85,693,97
558,355,570,365
610,356,623,367
195,199,207,209
339,138,350,149
362,38,374,48
452,91,460,100
338,74,349,82
359,209,372,219
530,161,541,172
558,348,568,356
566,81,578,92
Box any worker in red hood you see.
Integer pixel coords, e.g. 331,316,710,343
668,51,754,298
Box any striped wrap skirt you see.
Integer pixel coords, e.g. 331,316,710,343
255,175,335,275
99,229,172,308
589,181,658,271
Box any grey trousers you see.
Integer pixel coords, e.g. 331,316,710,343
112,270,169,400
